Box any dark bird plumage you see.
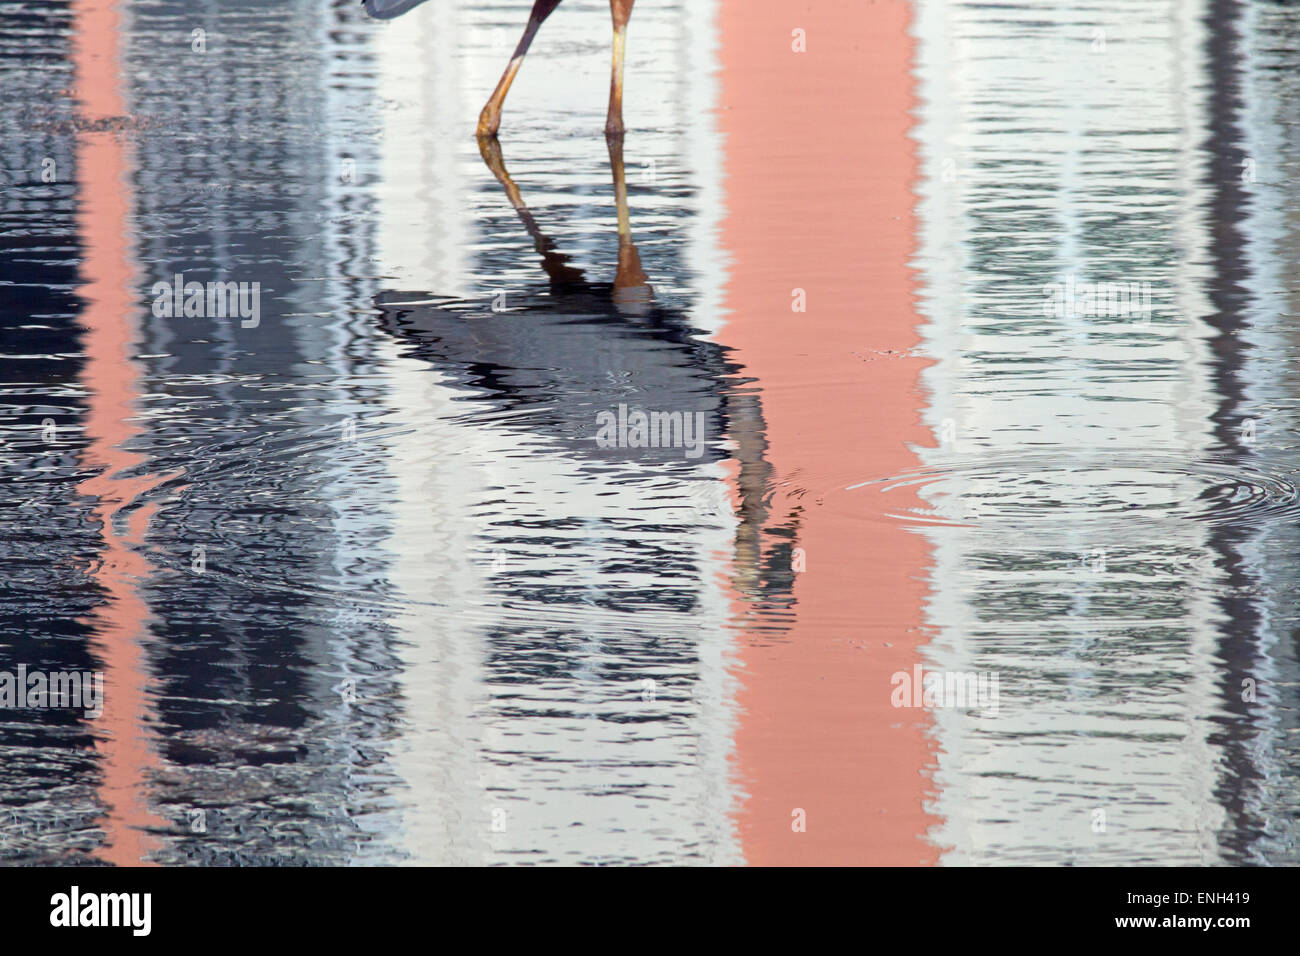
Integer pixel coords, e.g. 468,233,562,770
362,0,432,19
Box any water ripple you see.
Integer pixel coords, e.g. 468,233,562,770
845,451,1300,528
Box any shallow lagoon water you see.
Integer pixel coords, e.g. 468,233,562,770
1,0,1299,865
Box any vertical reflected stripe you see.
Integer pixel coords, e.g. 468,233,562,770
72,0,168,866
716,0,938,864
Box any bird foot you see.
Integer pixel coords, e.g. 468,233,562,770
477,108,502,139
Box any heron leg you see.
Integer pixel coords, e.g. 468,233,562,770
605,0,635,138
477,0,563,138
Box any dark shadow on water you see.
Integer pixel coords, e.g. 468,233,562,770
1200,0,1268,863
372,132,800,604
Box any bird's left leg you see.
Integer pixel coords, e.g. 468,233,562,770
478,0,563,138
605,0,636,138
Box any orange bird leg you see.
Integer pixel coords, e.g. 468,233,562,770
477,0,563,138
605,0,635,138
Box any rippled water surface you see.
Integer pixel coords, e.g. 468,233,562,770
2,0,1299,865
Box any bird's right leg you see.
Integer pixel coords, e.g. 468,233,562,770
605,0,635,138
477,0,563,138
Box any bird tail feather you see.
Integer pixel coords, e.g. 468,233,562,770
362,0,433,19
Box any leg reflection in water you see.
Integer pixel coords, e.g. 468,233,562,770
476,133,652,315
475,133,797,607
